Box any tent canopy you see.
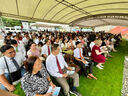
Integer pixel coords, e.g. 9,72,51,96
1,0,128,27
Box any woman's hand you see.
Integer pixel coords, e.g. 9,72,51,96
49,81,56,88
44,93,52,96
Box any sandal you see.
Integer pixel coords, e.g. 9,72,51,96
88,74,97,80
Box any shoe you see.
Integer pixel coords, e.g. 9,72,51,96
108,55,113,58
96,65,103,69
66,92,70,96
70,90,82,96
87,75,92,79
100,65,104,68
88,74,97,80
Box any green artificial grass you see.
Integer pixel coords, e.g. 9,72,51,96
77,40,128,96
13,40,127,96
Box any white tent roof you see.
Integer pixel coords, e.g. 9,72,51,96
1,0,128,27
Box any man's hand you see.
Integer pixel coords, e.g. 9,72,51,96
63,74,68,78
67,67,72,71
8,84,16,92
82,60,87,64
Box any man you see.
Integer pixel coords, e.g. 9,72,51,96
22,33,29,46
13,35,26,57
46,44,81,96
11,39,26,55
74,41,97,79
54,38,62,52
0,45,26,91
41,39,51,58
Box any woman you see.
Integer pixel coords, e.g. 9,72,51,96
21,56,55,96
91,40,106,69
106,37,117,52
27,42,41,57
61,38,68,51
62,38,74,55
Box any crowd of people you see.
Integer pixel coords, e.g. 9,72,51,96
0,31,122,96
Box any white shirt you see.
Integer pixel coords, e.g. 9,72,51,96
90,42,95,51
67,42,73,47
42,39,46,44
72,40,76,48
12,44,26,57
41,44,51,56
0,52,26,75
22,37,28,45
46,53,68,78
34,38,39,44
74,48,83,58
61,43,68,48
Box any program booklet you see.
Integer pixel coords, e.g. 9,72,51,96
47,86,61,96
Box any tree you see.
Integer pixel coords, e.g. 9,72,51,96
1,17,22,27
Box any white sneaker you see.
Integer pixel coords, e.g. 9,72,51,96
96,65,103,69
100,65,104,68
66,92,70,96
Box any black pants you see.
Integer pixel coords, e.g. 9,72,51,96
75,59,93,77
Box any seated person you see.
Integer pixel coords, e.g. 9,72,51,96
91,39,106,69
61,39,73,55
27,42,41,58
41,39,51,59
61,39,68,51
11,39,26,56
46,44,81,96
67,38,75,50
21,56,55,96
37,42,43,53
106,38,117,52
101,38,112,57
0,45,26,91
74,41,97,80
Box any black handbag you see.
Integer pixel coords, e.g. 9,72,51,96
4,57,21,84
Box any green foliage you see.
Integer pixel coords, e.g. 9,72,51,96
13,83,25,96
1,17,22,27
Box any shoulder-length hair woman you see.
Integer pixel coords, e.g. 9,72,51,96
21,56,55,96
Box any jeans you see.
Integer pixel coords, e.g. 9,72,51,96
0,67,26,90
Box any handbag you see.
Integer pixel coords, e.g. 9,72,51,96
4,57,22,84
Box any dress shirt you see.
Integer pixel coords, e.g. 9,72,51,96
22,37,28,45
12,44,26,57
34,38,39,44
90,42,95,51
72,40,76,48
46,53,68,78
74,48,83,59
41,44,51,56
0,52,26,75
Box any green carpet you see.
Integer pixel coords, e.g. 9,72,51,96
78,40,128,96
13,40,127,96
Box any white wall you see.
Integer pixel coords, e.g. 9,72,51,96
94,25,116,32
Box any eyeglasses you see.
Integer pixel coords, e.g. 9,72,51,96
7,50,16,55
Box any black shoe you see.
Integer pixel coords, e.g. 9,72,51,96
69,90,82,96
